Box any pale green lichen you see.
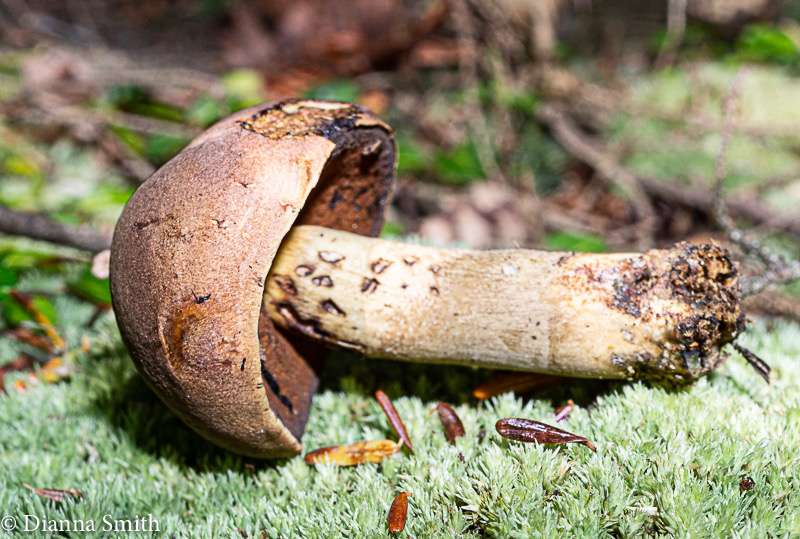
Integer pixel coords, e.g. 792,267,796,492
1,311,799,537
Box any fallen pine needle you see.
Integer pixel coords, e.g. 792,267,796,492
387,492,410,533
496,418,597,451
375,389,414,453
10,291,65,352
554,399,575,422
304,439,403,466
474,373,566,400
436,402,465,444
22,483,83,502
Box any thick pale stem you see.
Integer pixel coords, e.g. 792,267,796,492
265,225,743,382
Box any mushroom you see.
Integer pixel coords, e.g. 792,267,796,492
110,99,754,459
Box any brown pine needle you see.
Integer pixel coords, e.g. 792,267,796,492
554,399,575,422
22,483,83,502
387,492,411,533
474,372,566,400
9,291,65,352
375,390,414,453
496,418,596,451
733,343,770,384
436,403,465,445
304,439,403,466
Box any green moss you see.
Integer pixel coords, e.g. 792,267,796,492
1,310,799,537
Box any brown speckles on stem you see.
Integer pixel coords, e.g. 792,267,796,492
430,286,440,296
321,299,346,316
403,256,419,266
273,276,298,296
312,275,334,287
362,278,379,294
371,259,392,274
429,264,441,275
319,251,344,265
295,264,315,276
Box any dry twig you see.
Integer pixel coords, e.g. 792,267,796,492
0,206,110,253
710,69,800,296
536,103,656,249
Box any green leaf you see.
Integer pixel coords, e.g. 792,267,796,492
187,95,224,127
380,221,404,239
222,69,265,110
127,102,185,123
0,249,58,271
304,79,361,103
395,132,432,175
434,141,484,185
736,24,799,65
68,267,112,305
108,84,148,108
1,294,57,327
0,265,18,288
2,154,42,180
544,231,608,253
110,126,147,156
146,134,190,166
108,84,185,122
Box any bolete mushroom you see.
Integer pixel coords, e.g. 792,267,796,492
110,99,759,459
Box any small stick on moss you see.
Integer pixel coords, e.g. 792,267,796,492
304,439,402,466
22,483,83,502
554,399,575,422
10,291,65,353
495,418,596,451
437,403,465,445
375,390,414,453
732,343,770,383
6,327,55,353
0,354,36,394
388,492,411,533
473,373,567,400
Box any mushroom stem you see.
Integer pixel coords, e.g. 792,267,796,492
266,225,745,383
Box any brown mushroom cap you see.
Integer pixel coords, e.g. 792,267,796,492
110,100,396,458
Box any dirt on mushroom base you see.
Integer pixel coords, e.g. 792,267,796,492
558,242,744,384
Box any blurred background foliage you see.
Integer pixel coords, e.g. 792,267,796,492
1,0,800,417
